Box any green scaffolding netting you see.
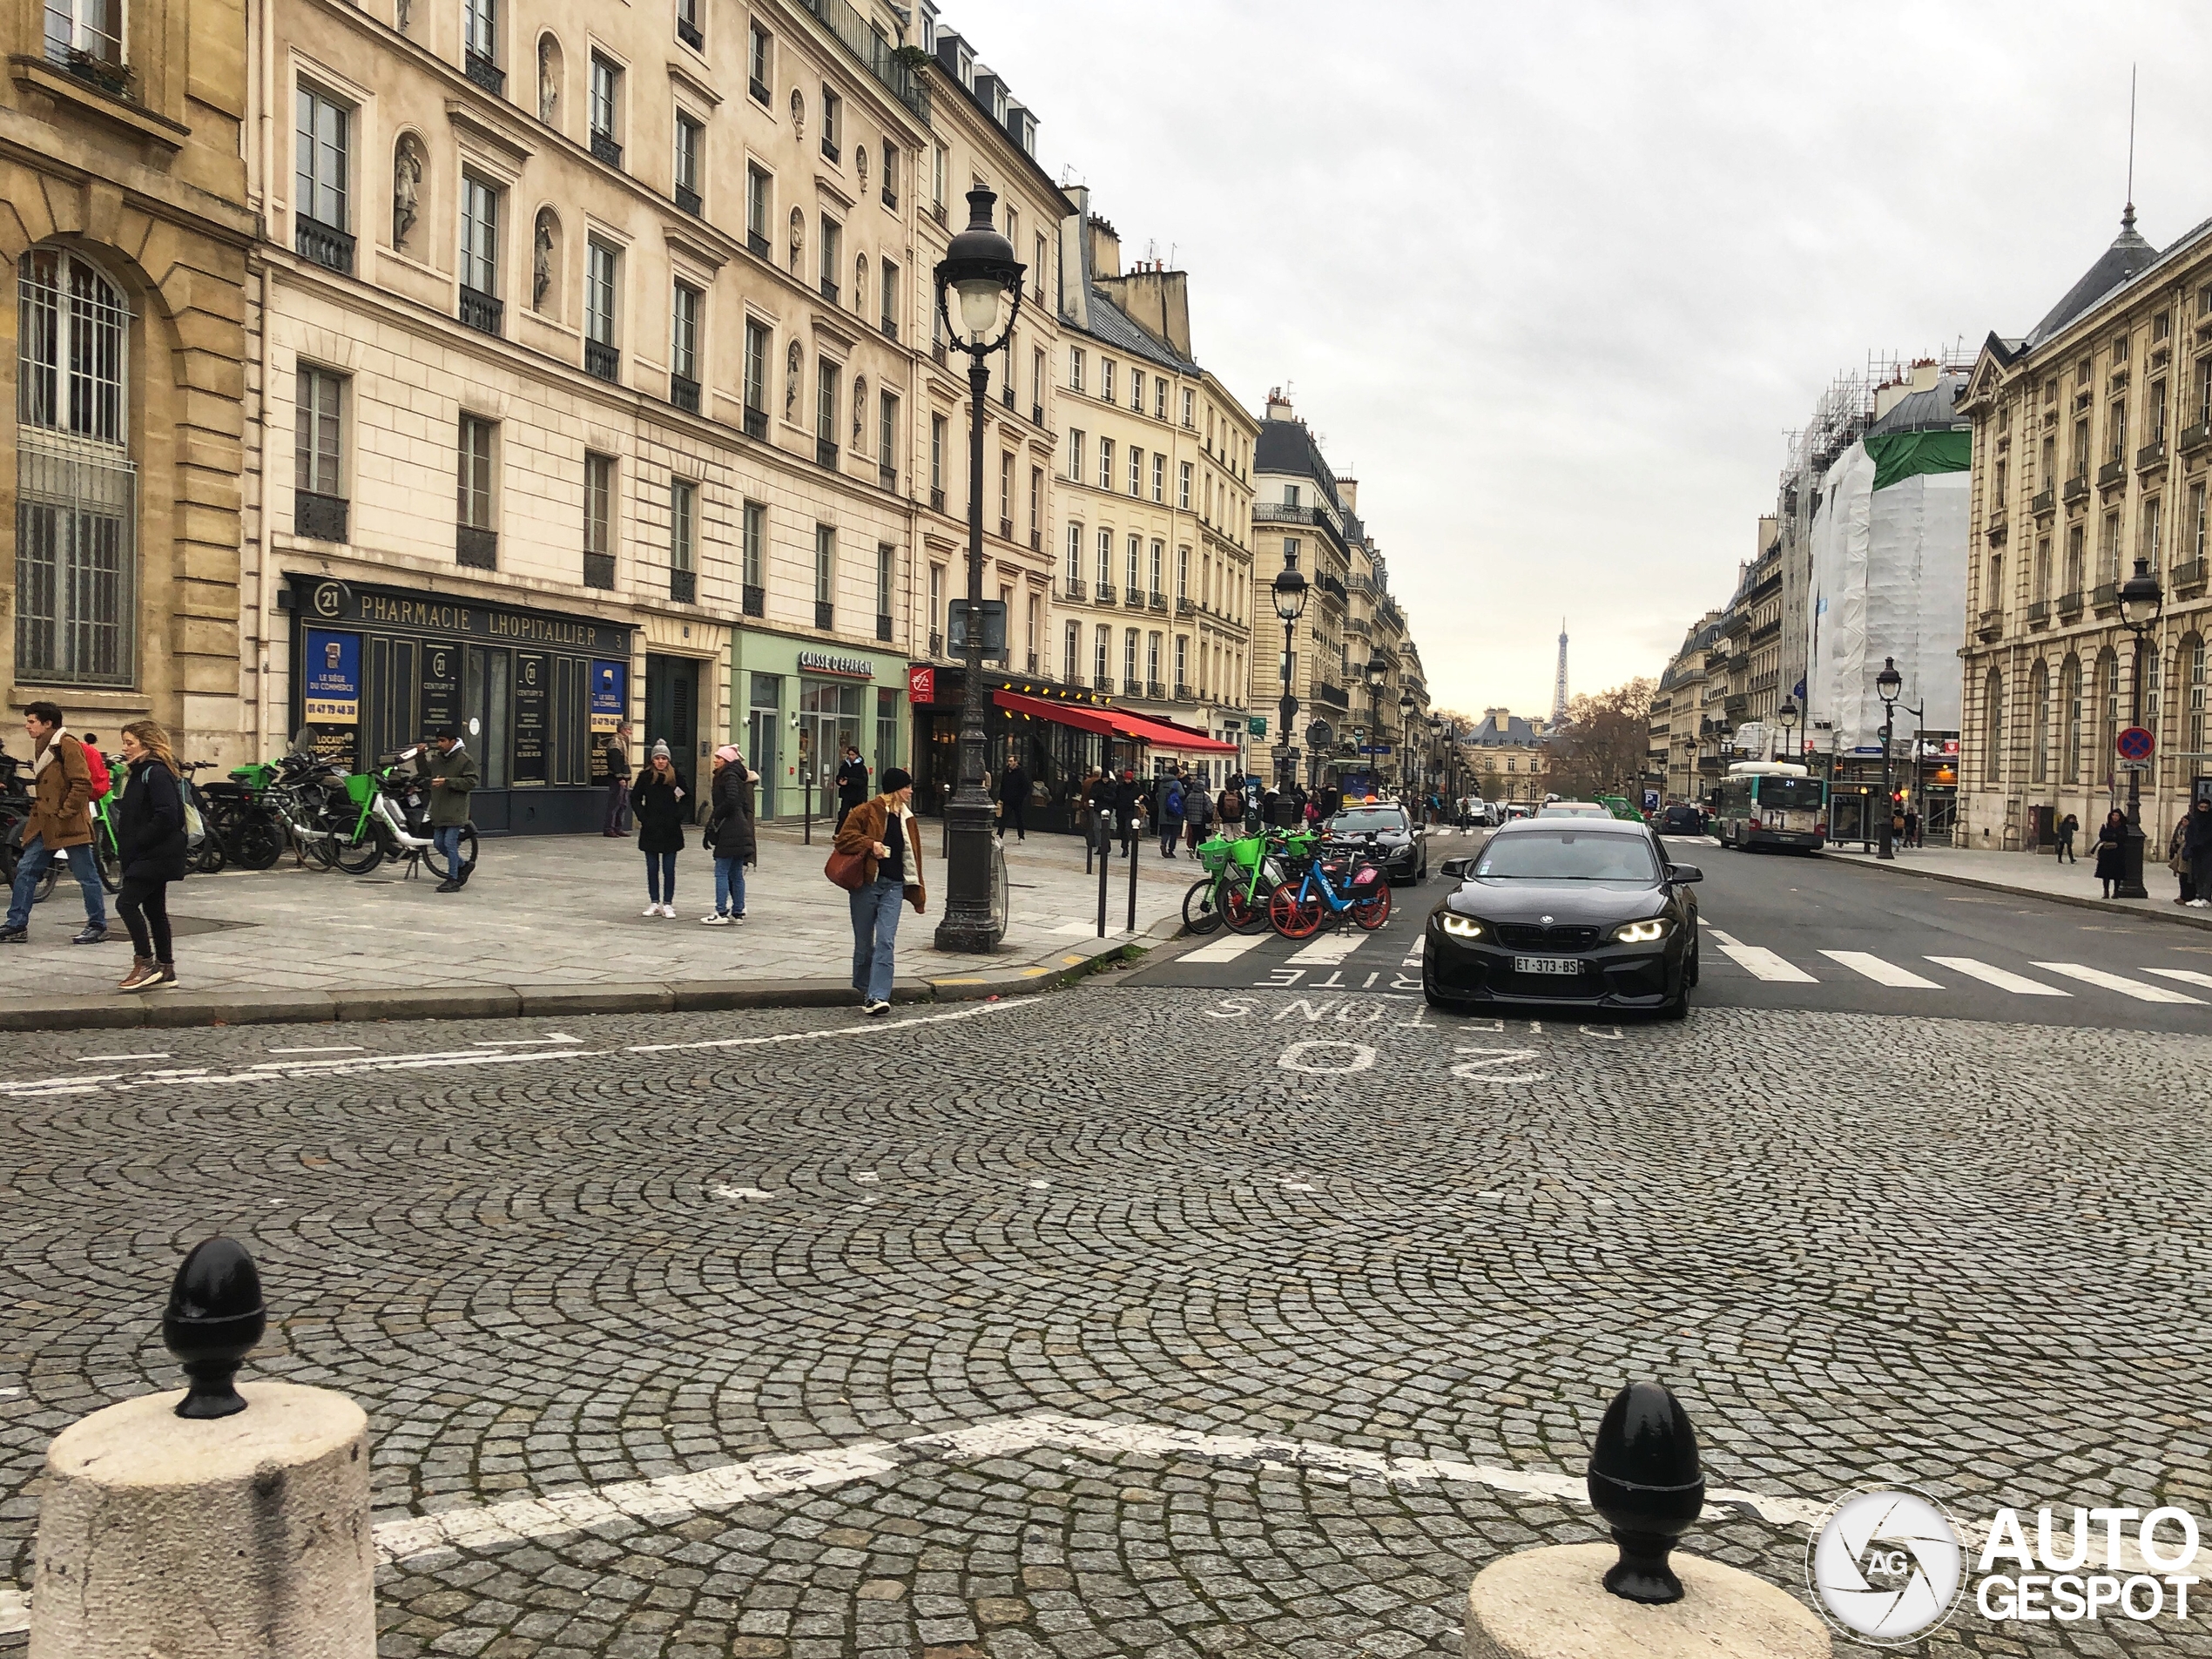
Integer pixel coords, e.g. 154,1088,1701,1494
1868,428,1971,491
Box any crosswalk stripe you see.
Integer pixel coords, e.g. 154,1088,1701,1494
1925,956,2070,996
1182,931,1267,964
2034,962,2205,1004
1704,927,1816,983
1290,928,1373,966
2147,968,2212,990
1819,950,1941,988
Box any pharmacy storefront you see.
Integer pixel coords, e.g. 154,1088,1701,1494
729,631,907,821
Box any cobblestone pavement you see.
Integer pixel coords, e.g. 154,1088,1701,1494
3,986,2210,1656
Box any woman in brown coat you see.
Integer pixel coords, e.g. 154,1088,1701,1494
832,769,922,1015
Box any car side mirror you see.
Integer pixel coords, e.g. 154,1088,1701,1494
1668,864,1703,884
1440,856,1474,879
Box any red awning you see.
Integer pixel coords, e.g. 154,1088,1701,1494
992,689,1238,754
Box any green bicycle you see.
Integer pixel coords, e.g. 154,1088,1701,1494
1180,826,1318,935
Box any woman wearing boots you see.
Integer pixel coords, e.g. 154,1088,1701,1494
2092,806,2128,899
113,719,187,991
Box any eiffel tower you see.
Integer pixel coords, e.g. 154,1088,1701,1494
1550,619,1568,727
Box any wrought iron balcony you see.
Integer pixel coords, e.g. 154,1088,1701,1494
1032,402,1044,427
931,339,946,368
2093,580,2119,609
294,215,354,275
743,407,767,440
1124,589,1145,610
1985,512,2006,544
877,613,894,643
1148,590,1167,610
1095,583,1116,604
1027,652,1038,673
927,630,942,658
881,185,898,211
929,487,945,512
585,340,619,382
927,199,946,226
880,317,898,342
293,489,348,543
1174,683,1193,702
456,524,498,569
583,551,615,590
816,438,840,469
1176,597,1193,617
1146,681,1167,700
1029,529,1042,552
820,137,839,164
750,76,770,104
2181,419,2212,454
2137,438,2168,471
2174,557,2209,591
590,129,623,169
1061,578,1086,602
670,374,699,413
2027,597,2050,625
880,462,898,491
1975,608,2003,641
2030,485,2054,516
676,14,703,49
819,278,840,305
814,601,834,630
995,516,1011,540
1314,682,1349,709
1001,382,1015,410
2057,588,2084,616
2097,458,2127,488
670,567,696,604
746,230,771,260
459,287,503,336
1093,675,1113,694
675,183,702,217
2062,474,2090,504
464,51,504,95
742,583,765,617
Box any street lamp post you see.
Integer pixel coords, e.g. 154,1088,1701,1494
1398,691,1417,800
931,188,1024,954
2117,555,2164,899
1875,656,1903,862
1364,653,1388,796
1271,554,1309,813
1777,699,1799,767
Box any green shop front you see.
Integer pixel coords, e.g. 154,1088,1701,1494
729,631,908,820
285,574,631,835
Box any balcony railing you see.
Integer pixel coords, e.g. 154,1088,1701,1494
459,287,503,336
880,318,898,343
930,339,946,368
1032,402,1045,427
820,137,840,164
671,567,696,604
1176,598,1194,617
2030,485,2055,516
816,438,839,469
590,130,624,169
1723,693,1750,716
930,487,945,512
2181,419,2212,454
1975,608,2003,641
456,524,498,569
2027,597,2050,625
1027,652,1039,674
464,51,504,95
2137,438,2168,471
676,12,703,48
814,601,834,631
1173,683,1192,702
2097,458,2127,488
1029,529,1042,552
881,185,898,211
1061,578,1086,602
1124,589,1145,610
742,583,765,617
876,613,894,642
1095,583,1116,604
998,516,1013,540
2057,588,2084,616
1093,675,1113,694
293,489,348,543
1314,683,1349,709
1146,681,1167,700
294,215,355,275
675,183,702,217
746,230,771,261
584,340,619,382
670,373,699,413
743,407,767,440
880,462,898,491
928,631,942,658
749,76,770,104
2173,558,2209,590
1001,383,1015,410
2093,580,2119,609
1148,590,1167,610
1985,513,2006,544
2062,474,2090,504
927,199,946,226
583,551,615,590
819,278,840,305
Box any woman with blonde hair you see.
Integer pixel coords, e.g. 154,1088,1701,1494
112,718,188,991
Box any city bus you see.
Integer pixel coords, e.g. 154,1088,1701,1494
1712,762,1826,852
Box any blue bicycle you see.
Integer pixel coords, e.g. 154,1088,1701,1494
1267,838,1391,938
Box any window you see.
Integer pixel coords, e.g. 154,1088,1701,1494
1151,453,1165,504
1125,533,1139,595
814,523,835,604
675,0,700,47
743,318,768,422
2109,399,2128,462
584,239,617,373
879,391,897,475
1177,543,1189,601
1064,523,1082,583
1285,483,1302,509
295,86,350,235
1177,461,1191,510
2064,523,2085,594
463,0,496,64
1098,437,1113,491
818,215,840,301
670,282,699,392
1146,633,1159,685
2197,356,2212,425
1030,466,1042,541
1175,636,1187,688
460,176,501,296
929,564,943,644
2072,416,2090,478
2030,658,2049,782
880,259,899,333
745,165,771,249
876,543,894,625
1031,347,1045,414
671,478,697,597
1124,629,1137,686
1102,359,1116,403
930,414,947,501
1181,387,1194,428
1128,444,1142,496
2150,379,2168,442
674,114,703,209
1129,368,1143,413
44,0,121,68
589,55,622,160
2189,636,2208,760
293,367,345,541
1069,346,1085,393
2142,495,2163,567
581,452,614,588
2040,433,2055,486
1096,527,1111,588
2033,534,2050,598
816,356,840,457
2077,355,2093,386
2191,481,2209,568
880,139,898,204
1068,428,1083,482
1982,667,2003,782
747,22,771,100
456,414,496,567
998,450,1012,529
931,144,946,211
742,499,765,591
1064,620,1079,680
1094,625,1109,685
2100,510,2121,584
2098,651,2121,784
1149,540,1163,597
819,83,841,160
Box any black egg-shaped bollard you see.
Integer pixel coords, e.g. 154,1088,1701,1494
1585,1380,1706,1603
163,1236,267,1420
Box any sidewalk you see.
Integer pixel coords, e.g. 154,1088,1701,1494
0,819,1193,1032
1822,840,2212,931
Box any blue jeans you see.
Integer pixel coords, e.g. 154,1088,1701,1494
644,850,677,904
6,834,105,932
714,856,747,917
849,873,904,1002
432,825,464,880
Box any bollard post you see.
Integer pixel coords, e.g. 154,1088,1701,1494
803,766,813,846
1126,806,1140,934
1096,809,1112,936
30,1238,375,1659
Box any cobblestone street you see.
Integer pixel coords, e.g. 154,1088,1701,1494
4,986,2210,1656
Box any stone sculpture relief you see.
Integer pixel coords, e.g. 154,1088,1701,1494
785,340,801,419
537,37,559,124
392,135,423,249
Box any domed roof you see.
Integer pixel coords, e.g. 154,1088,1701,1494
2023,206,2159,350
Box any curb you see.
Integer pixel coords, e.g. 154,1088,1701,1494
0,923,1171,1036
1817,851,2212,932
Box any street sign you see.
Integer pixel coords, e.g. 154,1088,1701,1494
2120,759,2152,772
1249,717,1267,737
945,599,1007,653
2117,725,2155,762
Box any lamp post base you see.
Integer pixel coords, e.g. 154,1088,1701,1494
934,792,1003,953
2116,822,2150,900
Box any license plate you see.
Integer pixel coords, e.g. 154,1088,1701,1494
1513,955,1582,977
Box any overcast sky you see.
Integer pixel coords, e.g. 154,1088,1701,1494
944,0,2212,717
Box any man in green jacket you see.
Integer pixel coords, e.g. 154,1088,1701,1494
422,726,479,892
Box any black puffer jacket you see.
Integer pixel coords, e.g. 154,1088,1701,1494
116,756,188,883
705,764,758,861
631,764,690,854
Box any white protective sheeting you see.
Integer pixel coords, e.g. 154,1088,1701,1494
1803,442,1967,752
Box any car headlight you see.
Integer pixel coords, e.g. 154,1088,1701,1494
1612,918,1670,943
1440,914,1484,940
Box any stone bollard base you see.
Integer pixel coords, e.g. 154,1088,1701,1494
30,1379,374,1659
1465,1542,1830,1659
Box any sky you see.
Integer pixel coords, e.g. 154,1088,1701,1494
940,0,2212,717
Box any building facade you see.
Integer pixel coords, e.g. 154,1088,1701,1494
1958,206,2212,853
3,0,255,759
1463,709,1549,803
1248,391,1350,788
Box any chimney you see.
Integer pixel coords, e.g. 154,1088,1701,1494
1094,266,1190,359
1057,185,1090,327
1265,388,1294,422
1085,213,1122,280
1339,476,1358,513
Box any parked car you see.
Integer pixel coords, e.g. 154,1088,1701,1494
1657,803,1709,838
1323,802,1426,884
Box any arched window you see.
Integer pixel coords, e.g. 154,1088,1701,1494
2096,648,2121,785
2030,658,2050,783
1983,666,2004,782
16,247,134,686
2061,654,2083,783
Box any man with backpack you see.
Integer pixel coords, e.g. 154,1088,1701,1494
1157,767,1186,858
2,701,110,945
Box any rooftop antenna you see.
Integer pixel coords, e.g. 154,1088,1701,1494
2126,63,2137,221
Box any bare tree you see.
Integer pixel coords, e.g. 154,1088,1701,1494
1548,678,1656,800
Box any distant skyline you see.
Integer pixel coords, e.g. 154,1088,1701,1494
940,0,2212,713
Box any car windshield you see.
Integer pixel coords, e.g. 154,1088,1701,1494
1474,829,1661,882
1329,808,1407,833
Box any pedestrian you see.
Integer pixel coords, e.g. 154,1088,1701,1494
2184,798,2212,909
1157,767,1185,858
422,725,479,892
0,700,109,946
1083,765,1116,868
834,744,870,832
111,719,187,992
701,745,757,924
833,766,923,1015
2093,806,2128,898
2055,811,2078,863
1116,767,1143,857
632,739,689,917
1904,805,1920,847
2169,813,2195,906
1184,769,1214,850
999,753,1029,842
78,733,112,802
602,722,633,837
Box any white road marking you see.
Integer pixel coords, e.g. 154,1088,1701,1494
0,1585,23,1637
473,1035,583,1048
1182,931,1267,963
74,1052,167,1062
1289,929,1372,966
2034,962,2206,1004
712,1185,776,1201
356,1411,1824,1570
1703,928,1817,983
267,1045,366,1054
1819,951,1941,989
1925,957,2070,996
2148,968,2212,990
627,1001,1012,1053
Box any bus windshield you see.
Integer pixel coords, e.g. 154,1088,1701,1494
1756,777,1826,813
